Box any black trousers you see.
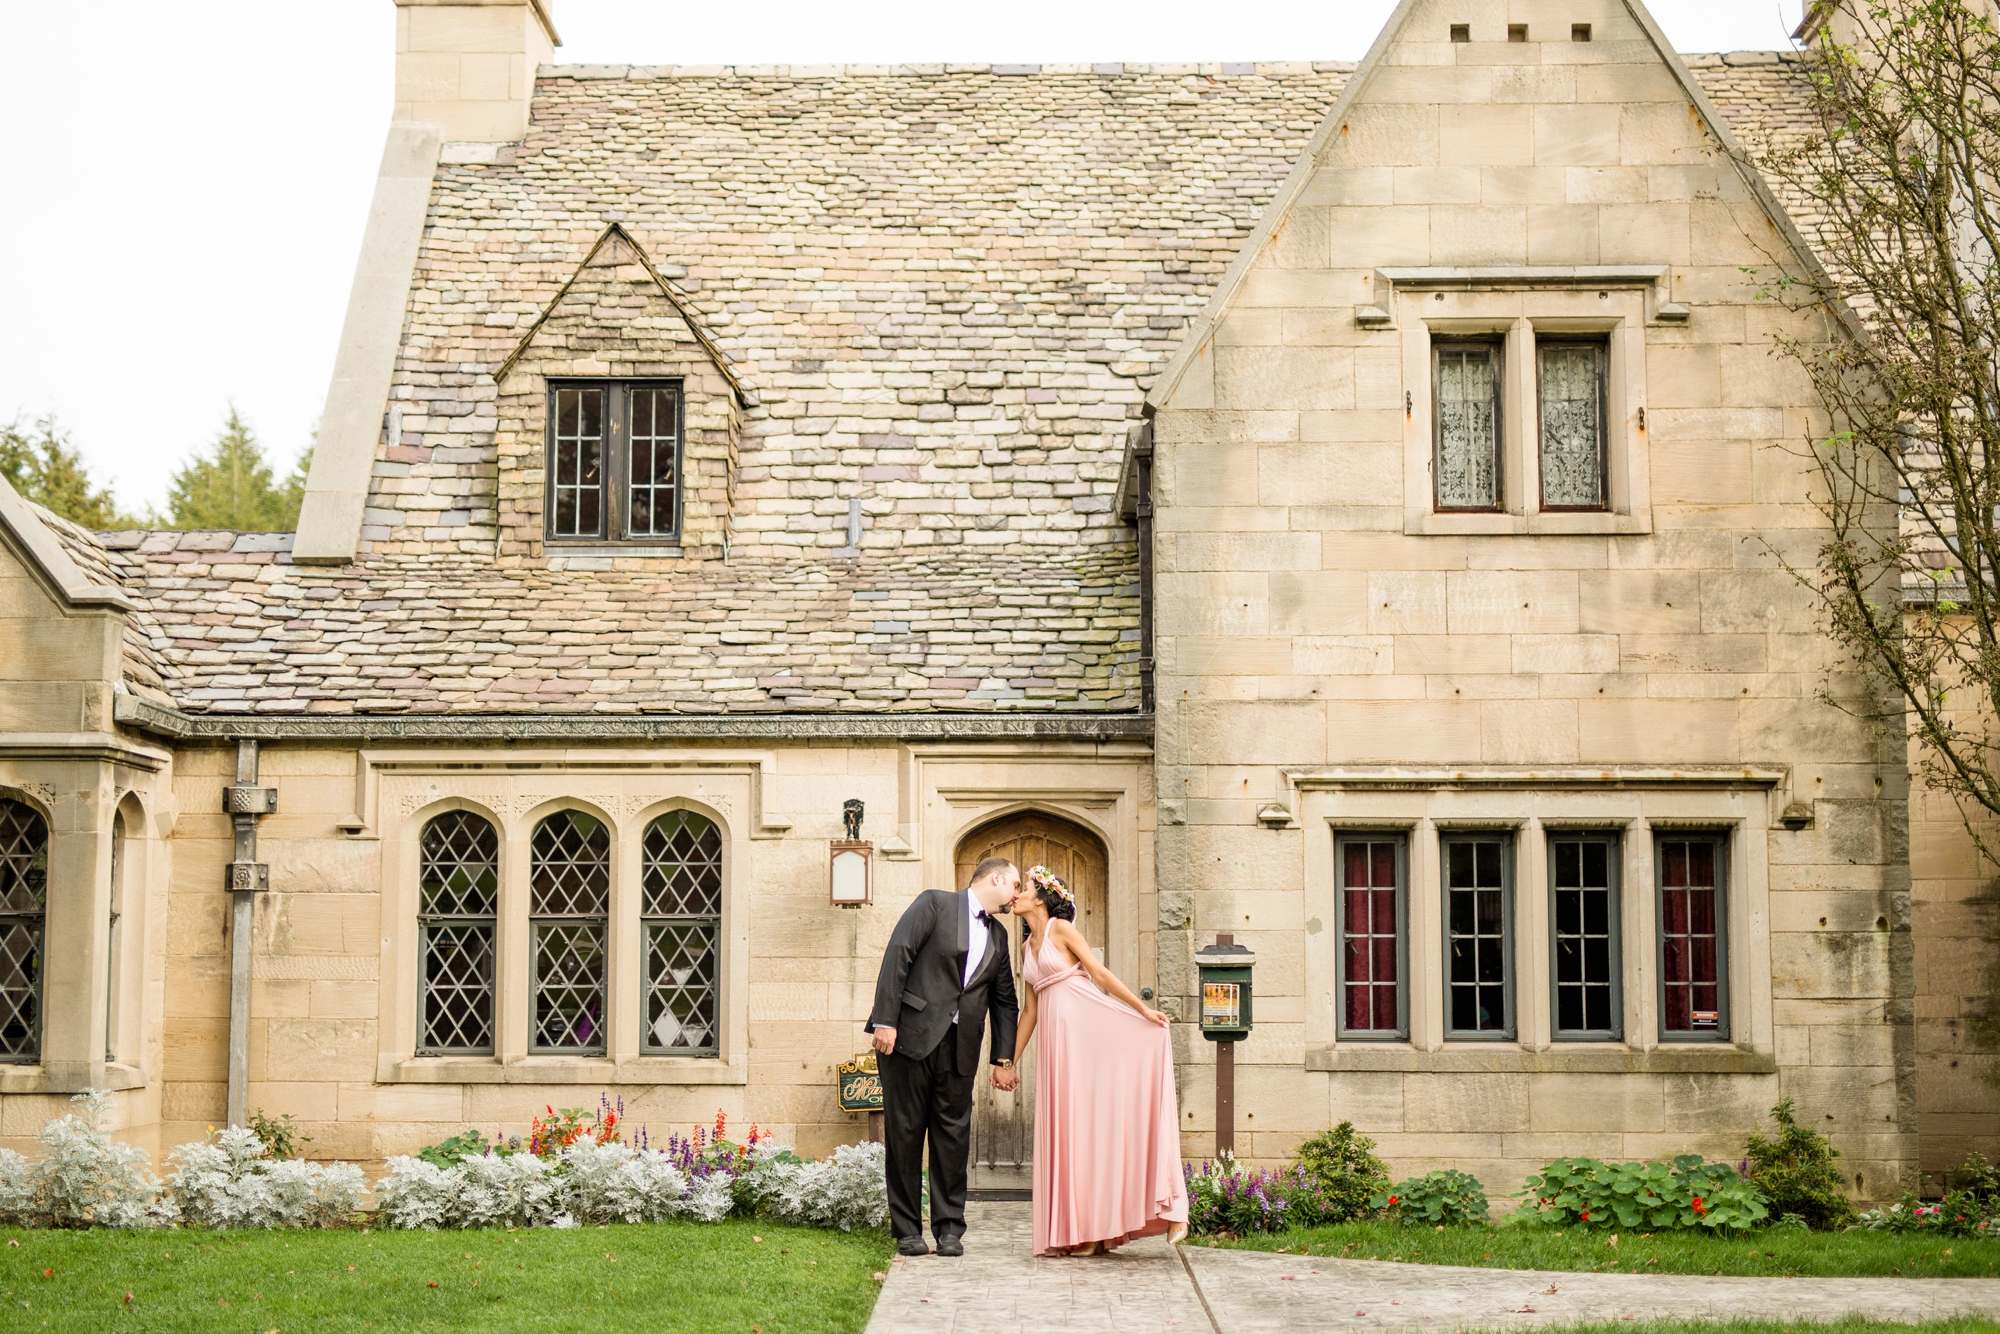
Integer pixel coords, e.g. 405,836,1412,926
877,1024,976,1242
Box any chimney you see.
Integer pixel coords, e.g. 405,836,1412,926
392,0,560,143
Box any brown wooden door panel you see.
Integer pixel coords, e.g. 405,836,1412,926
954,809,1108,1185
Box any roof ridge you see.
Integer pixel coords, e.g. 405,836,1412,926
534,60,1361,80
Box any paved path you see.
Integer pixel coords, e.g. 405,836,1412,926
864,1203,2000,1334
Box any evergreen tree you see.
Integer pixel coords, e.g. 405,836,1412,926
166,408,306,532
0,414,138,529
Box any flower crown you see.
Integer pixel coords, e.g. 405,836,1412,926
1028,865,1074,906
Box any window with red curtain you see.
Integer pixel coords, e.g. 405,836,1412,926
1657,833,1729,1042
1336,836,1406,1040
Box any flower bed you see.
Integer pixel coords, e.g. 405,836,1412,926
0,1090,888,1235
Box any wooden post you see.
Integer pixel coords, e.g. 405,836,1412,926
869,1110,884,1145
1215,931,1235,1156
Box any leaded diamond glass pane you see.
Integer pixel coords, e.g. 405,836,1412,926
421,812,499,916
0,799,47,1062
0,920,42,1060
0,799,49,915
643,811,722,916
1540,344,1604,508
645,921,718,1054
420,923,494,1054
1436,347,1499,509
533,921,606,1053
531,812,609,915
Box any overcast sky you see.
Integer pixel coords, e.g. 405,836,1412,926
0,0,1804,516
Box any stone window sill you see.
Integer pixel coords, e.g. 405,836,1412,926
1404,511,1652,538
0,1062,147,1095
1304,1043,1775,1075
377,1055,747,1086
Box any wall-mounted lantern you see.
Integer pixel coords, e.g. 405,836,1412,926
830,798,871,908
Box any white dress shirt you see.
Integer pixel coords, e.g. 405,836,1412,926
952,891,988,1023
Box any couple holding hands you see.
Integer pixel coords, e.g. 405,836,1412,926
866,857,1189,1258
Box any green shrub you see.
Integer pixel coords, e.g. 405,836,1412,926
1511,1155,1767,1232
246,1110,310,1161
1743,1098,1858,1231
414,1128,519,1169
1952,1151,2000,1208
1372,1169,1488,1226
1857,1190,1997,1237
1294,1122,1392,1224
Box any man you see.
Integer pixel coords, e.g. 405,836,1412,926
867,856,1022,1257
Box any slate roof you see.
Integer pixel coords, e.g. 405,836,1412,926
37,53,1821,719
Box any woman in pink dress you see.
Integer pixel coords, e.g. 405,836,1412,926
1006,866,1189,1256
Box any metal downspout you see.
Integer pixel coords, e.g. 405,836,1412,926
224,739,275,1128
1135,421,1155,713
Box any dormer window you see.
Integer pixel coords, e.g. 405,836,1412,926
546,379,683,545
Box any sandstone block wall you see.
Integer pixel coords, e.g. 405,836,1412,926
1149,0,1914,1201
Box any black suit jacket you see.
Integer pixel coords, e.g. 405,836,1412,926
866,889,1019,1074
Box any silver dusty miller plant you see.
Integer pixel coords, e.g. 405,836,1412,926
167,1126,362,1229
0,1089,165,1228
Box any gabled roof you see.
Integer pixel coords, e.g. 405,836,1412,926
495,222,748,404
0,474,134,613
1143,0,1842,412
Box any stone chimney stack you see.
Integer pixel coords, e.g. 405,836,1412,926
392,0,559,143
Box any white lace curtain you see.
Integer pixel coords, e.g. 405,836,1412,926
1436,346,1499,509
1539,345,1603,508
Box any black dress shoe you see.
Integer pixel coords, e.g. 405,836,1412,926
934,1234,964,1257
896,1236,930,1257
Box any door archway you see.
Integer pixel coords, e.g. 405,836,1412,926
953,808,1109,1189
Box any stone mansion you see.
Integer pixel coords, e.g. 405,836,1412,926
0,0,1979,1201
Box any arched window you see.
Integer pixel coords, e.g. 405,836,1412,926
530,811,609,1055
641,810,722,1056
418,811,500,1056
0,798,49,1062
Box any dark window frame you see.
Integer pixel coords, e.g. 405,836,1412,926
1535,338,1610,512
1547,831,1622,1042
1441,831,1515,1041
544,378,685,546
416,810,501,1057
1656,831,1731,1043
1432,339,1505,513
1334,833,1410,1042
640,810,724,1059
0,798,47,1064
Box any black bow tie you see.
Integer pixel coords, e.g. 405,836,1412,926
975,910,991,923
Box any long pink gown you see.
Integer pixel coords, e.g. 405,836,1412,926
1023,929,1189,1256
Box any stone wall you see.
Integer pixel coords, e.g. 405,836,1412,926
1148,0,1915,1200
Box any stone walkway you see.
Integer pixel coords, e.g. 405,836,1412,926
863,1203,2000,1334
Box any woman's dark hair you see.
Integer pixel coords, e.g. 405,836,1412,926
1020,877,1076,939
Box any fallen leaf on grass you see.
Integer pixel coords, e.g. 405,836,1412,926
427,1281,439,1289
872,1272,887,1283
41,1269,52,1278
5,1239,17,1247
752,1235,763,1243
123,1293,133,1306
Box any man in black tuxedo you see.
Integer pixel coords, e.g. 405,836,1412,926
867,856,1021,1256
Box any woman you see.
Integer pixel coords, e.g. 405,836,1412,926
1007,865,1189,1256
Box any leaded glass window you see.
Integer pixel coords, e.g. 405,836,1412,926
1434,343,1501,510
642,811,723,1056
1443,833,1513,1039
418,811,499,1056
0,799,48,1062
1336,835,1406,1040
1658,834,1729,1042
1550,833,1621,1040
1539,342,1607,509
546,380,683,543
530,811,610,1054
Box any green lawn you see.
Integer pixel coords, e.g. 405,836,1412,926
1,1217,893,1333
1210,1220,2000,1277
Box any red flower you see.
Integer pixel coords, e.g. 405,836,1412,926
1692,1197,1705,1214
1582,1210,1591,1221
1387,1195,1399,1206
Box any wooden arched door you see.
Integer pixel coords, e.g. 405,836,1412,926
954,809,1108,1190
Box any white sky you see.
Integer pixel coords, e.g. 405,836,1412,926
0,0,1804,515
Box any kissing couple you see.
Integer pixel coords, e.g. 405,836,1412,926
866,856,1189,1258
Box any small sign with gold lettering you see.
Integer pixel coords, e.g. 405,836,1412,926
836,1052,884,1112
